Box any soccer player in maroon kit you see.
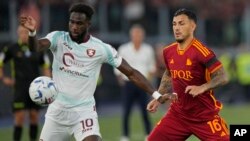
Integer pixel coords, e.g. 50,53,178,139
147,8,230,141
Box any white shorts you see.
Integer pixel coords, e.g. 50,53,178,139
39,105,101,141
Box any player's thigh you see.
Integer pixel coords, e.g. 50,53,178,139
148,112,191,141
192,115,229,141
39,118,70,141
73,112,102,141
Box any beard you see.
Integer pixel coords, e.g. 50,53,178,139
176,38,184,43
69,33,84,43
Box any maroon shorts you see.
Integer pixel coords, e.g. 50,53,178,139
148,110,229,141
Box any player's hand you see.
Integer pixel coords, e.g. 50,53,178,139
157,93,178,104
19,15,37,32
185,85,206,97
147,99,160,113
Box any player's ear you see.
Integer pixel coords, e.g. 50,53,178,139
191,21,196,32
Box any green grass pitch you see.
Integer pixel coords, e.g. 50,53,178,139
0,104,249,141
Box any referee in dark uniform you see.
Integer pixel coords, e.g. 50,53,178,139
0,25,51,141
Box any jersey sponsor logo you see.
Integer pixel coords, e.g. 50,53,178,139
59,67,88,77
87,49,96,57
170,69,194,81
62,53,85,67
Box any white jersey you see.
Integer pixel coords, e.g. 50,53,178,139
45,31,122,110
114,42,156,81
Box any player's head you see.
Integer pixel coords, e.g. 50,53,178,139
129,24,145,45
172,8,197,43
17,25,29,44
68,3,94,42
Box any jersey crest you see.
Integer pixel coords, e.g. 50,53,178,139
87,49,96,57
186,58,192,66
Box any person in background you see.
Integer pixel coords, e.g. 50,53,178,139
147,8,229,141
114,24,155,141
0,25,51,141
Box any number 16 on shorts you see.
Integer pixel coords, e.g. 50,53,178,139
230,125,250,141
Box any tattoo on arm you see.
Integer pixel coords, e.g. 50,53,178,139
206,67,228,90
158,69,173,94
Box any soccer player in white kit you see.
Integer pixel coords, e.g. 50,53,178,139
20,3,177,141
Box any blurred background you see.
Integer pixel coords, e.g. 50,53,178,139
0,0,250,141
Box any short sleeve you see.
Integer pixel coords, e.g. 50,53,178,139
102,44,122,68
43,31,60,52
197,46,222,73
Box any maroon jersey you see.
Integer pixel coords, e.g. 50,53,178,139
163,38,223,121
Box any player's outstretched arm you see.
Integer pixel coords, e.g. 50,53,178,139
19,15,50,52
117,59,170,104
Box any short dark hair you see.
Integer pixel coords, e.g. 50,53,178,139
69,3,94,20
174,8,197,23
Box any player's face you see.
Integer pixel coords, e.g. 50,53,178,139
172,14,196,43
130,27,144,45
69,12,90,40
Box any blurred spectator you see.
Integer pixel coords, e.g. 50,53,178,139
114,24,156,141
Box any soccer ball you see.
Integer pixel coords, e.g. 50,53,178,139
29,76,58,106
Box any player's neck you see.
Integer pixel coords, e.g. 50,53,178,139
70,33,90,44
133,42,141,51
178,37,194,50
82,34,90,43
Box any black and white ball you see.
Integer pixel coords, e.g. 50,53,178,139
29,76,58,106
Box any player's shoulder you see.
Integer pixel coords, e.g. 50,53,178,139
191,38,213,56
192,38,208,48
48,31,68,36
90,36,104,44
90,36,113,49
163,42,178,51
